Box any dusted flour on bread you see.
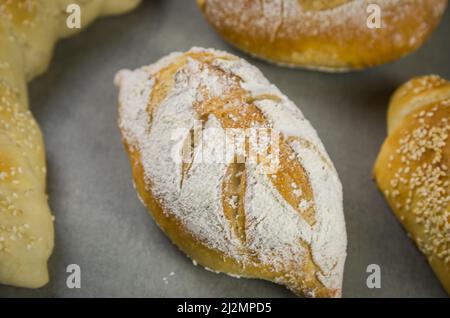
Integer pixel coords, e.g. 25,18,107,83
115,47,347,297
198,0,448,71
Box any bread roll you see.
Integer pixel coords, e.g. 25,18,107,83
197,0,448,71
0,0,141,289
374,75,450,294
115,47,347,297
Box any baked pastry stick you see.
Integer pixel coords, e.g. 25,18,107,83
374,75,450,294
197,0,448,71
0,0,141,289
116,48,347,297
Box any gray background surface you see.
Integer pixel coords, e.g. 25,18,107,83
1,0,449,298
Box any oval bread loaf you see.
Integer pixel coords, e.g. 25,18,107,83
115,47,347,297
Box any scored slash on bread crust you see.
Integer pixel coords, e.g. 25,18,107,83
374,75,450,295
115,48,347,297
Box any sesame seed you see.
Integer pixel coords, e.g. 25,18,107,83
383,101,449,260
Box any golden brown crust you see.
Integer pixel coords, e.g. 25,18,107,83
117,48,346,297
374,75,450,294
198,0,448,71
125,145,337,297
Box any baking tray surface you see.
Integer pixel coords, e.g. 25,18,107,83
1,0,449,297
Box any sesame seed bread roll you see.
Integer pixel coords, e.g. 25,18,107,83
374,75,450,294
115,48,347,297
197,0,448,72
0,0,141,289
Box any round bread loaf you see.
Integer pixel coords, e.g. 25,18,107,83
115,47,347,297
197,0,448,71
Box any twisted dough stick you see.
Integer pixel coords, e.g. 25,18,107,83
0,0,140,289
